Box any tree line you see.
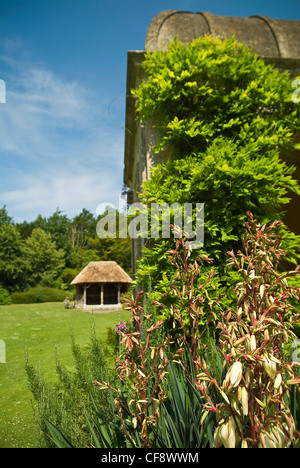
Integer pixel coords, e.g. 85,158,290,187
0,205,131,293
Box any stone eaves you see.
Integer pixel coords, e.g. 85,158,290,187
145,10,300,58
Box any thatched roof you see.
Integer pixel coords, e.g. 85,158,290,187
71,261,132,285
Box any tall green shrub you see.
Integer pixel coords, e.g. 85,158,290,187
133,36,300,306
24,228,65,287
26,327,115,448
0,286,12,305
0,224,28,291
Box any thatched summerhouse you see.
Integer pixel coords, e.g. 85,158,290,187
71,261,132,310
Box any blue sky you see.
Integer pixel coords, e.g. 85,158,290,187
0,0,299,222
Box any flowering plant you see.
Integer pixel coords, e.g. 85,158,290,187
94,214,300,449
115,321,127,335
95,291,183,448
196,212,300,448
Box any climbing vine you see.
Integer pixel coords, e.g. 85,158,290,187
133,36,300,311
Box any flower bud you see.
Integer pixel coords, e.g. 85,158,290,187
213,426,223,448
263,355,277,379
227,361,243,387
231,395,242,416
264,431,277,449
283,419,295,444
219,420,236,449
274,373,282,390
250,335,257,351
245,336,251,352
271,425,288,448
241,387,249,416
237,386,242,402
245,368,251,386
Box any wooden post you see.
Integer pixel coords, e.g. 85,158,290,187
117,283,121,304
101,284,104,306
83,284,87,307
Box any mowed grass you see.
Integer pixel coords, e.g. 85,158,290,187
0,303,131,448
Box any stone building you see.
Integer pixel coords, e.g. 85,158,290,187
123,10,300,277
71,261,132,310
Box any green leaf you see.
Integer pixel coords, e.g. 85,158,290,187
43,418,74,448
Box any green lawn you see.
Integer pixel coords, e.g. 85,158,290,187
0,303,131,448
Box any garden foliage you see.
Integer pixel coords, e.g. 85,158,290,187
24,36,300,449
26,326,116,448
11,287,69,304
196,213,300,448
94,215,300,449
0,205,131,295
133,36,300,308
0,286,12,305
41,214,300,448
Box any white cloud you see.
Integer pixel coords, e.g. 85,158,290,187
1,168,122,222
0,52,125,221
14,68,91,121
1,66,102,156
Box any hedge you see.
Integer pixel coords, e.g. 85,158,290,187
11,287,73,304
